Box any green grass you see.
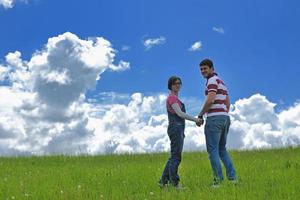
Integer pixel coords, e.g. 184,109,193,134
0,147,300,199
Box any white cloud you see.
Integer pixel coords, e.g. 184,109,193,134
228,94,300,149
213,26,225,34
86,93,185,154
1,65,300,156
0,0,27,9
143,36,166,50
0,33,300,155
0,65,9,81
109,60,130,72
121,45,131,51
87,93,300,154
0,32,130,155
188,41,202,51
0,0,13,8
85,93,300,154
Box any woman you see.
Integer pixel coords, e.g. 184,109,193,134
159,76,202,189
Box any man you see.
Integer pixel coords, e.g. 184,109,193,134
197,58,237,187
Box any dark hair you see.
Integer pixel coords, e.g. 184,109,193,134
168,76,182,90
199,58,214,69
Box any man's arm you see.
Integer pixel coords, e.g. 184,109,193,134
198,92,217,117
225,95,230,112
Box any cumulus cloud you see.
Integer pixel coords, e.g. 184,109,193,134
188,41,202,51
0,32,130,155
0,33,300,156
86,92,206,154
0,0,13,8
0,0,27,9
228,94,300,149
212,26,225,34
84,93,300,154
1,64,300,156
143,36,166,50
109,60,130,72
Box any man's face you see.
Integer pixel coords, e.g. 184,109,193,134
200,65,214,78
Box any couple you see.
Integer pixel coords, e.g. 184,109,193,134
159,58,237,189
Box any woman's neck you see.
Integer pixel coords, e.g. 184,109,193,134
171,91,178,96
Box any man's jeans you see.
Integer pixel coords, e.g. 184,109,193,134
161,123,185,186
204,115,236,182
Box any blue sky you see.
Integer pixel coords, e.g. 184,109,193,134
0,0,300,155
1,0,299,108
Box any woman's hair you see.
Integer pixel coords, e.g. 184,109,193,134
168,76,182,90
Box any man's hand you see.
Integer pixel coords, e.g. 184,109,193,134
195,118,204,127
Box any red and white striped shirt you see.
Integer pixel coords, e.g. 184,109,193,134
205,73,229,117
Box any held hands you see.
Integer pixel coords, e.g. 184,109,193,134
195,115,204,127
195,119,204,127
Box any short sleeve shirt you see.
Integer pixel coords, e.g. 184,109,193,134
166,94,183,114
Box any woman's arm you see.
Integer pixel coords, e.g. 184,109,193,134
171,103,199,123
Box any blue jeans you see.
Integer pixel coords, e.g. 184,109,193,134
204,115,236,182
161,123,185,186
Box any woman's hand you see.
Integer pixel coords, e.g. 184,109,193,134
195,118,204,127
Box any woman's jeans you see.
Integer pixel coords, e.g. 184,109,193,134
161,123,185,186
205,115,236,182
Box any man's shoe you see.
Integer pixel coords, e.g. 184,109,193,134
211,182,220,188
174,183,185,190
228,178,239,185
210,179,221,188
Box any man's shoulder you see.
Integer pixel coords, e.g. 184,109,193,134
207,75,218,84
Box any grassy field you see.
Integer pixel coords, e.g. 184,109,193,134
0,147,299,200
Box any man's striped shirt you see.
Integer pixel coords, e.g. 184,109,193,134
205,73,229,117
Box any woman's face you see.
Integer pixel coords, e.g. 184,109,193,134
171,79,182,92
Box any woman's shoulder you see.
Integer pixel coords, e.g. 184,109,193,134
167,94,178,99
167,94,181,104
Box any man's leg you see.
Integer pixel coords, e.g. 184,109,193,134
205,117,224,183
219,117,236,180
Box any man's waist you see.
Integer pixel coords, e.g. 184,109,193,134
206,112,229,118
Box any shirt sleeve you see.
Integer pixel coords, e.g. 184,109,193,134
167,95,179,106
171,103,199,122
207,77,218,93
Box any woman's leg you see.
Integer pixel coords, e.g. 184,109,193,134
168,125,184,186
160,160,170,185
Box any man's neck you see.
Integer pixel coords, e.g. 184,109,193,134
206,72,217,79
